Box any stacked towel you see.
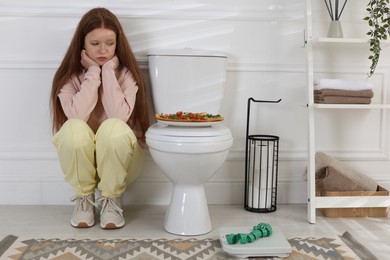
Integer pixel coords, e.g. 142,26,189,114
314,89,374,104
314,79,374,104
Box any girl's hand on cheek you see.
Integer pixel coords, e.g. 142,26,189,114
81,50,99,69
103,55,119,71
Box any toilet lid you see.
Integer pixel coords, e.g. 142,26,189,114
146,123,232,142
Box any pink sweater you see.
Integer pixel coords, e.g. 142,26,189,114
58,63,138,133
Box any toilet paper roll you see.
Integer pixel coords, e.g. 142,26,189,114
246,138,278,209
247,168,272,209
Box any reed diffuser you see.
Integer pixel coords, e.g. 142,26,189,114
323,0,349,38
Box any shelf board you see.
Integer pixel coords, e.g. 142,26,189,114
311,104,390,109
316,37,368,43
315,195,390,208
312,37,390,46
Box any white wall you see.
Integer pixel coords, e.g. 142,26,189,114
0,0,389,205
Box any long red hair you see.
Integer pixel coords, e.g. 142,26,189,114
50,7,149,143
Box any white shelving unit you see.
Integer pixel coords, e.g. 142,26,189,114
304,0,390,223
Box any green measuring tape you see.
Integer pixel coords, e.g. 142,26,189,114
226,223,272,245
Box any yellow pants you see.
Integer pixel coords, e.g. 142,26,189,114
52,118,144,198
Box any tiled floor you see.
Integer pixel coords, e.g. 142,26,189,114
1,204,389,259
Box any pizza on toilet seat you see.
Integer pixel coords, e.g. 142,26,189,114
155,111,224,122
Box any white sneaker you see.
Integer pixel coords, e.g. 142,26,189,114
70,194,96,228
98,197,125,229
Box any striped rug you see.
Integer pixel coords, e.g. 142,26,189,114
0,231,377,260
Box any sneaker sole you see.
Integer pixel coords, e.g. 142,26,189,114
71,221,94,228
101,222,125,229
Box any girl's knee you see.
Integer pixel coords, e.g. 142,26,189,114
96,118,136,147
53,119,94,150
99,118,129,133
62,119,90,131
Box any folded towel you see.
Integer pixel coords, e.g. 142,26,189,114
314,96,372,104
314,79,373,91
315,152,378,192
314,89,374,98
316,166,378,192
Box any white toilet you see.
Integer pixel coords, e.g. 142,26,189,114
145,49,233,236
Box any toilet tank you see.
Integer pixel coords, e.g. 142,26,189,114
148,49,227,114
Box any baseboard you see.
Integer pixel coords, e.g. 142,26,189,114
1,155,389,205
0,177,307,205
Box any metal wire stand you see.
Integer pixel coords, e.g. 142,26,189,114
244,97,281,213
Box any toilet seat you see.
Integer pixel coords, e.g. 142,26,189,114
146,123,233,153
146,123,232,141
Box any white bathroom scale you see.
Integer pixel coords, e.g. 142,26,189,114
219,226,291,258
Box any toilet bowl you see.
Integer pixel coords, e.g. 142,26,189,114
146,123,233,235
146,48,232,235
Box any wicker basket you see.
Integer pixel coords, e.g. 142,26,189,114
317,185,389,217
